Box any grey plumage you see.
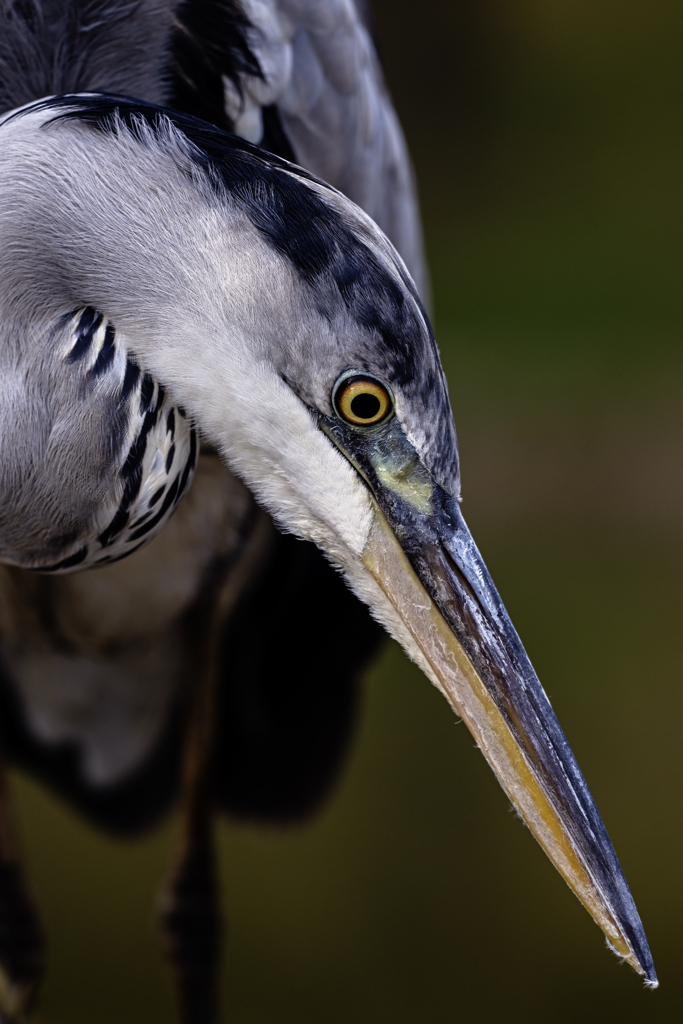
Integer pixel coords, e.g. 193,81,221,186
0,456,256,785
0,304,197,572
0,0,175,109
221,0,428,294
0,0,657,1012
0,0,426,288
0,0,428,789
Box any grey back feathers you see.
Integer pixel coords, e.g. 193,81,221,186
0,0,175,110
220,0,428,295
0,0,427,292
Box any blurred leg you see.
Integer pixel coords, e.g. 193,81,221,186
157,509,272,1024
158,798,221,1024
157,575,225,1024
0,754,44,1024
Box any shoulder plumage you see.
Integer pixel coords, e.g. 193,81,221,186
167,0,428,296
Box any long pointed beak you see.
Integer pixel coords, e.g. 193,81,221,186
361,492,656,983
318,389,659,983
321,405,655,982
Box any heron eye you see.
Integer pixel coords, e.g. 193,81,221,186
334,376,392,426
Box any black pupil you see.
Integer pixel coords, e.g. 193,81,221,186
350,392,381,420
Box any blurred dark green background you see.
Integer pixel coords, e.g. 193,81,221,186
10,1,683,1020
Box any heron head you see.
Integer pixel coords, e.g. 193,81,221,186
0,94,655,984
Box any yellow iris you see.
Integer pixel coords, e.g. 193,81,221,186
335,377,392,425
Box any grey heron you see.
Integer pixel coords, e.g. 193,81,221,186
0,1,656,1021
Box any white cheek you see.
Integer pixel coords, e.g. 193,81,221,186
184,361,374,558
193,366,437,682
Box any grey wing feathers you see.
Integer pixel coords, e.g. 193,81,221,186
224,0,428,298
